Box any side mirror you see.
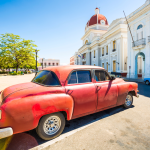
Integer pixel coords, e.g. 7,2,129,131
111,76,115,80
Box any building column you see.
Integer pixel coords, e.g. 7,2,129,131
145,15,150,78
117,39,120,72
96,47,99,66
110,41,113,72
86,51,90,65
108,43,111,72
127,25,134,78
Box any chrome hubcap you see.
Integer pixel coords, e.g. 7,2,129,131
43,116,61,135
125,95,132,106
146,81,149,85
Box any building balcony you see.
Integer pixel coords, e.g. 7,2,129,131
112,49,116,52
132,38,146,48
148,36,150,43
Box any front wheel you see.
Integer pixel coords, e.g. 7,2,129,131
36,112,65,140
123,93,133,108
145,80,149,85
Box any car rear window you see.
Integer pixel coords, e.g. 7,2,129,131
68,70,91,84
95,70,110,81
32,70,60,86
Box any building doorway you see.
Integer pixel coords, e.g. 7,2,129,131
113,60,116,72
82,62,86,65
135,52,145,78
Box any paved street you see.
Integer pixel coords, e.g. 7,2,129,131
0,75,150,150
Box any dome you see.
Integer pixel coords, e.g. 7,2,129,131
86,8,108,29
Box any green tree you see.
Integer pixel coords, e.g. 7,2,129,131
0,33,38,72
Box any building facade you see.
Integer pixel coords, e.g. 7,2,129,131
75,8,128,76
127,0,150,79
38,58,60,70
70,56,75,65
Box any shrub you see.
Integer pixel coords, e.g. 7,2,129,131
13,72,17,75
0,72,7,74
28,71,32,74
18,71,21,74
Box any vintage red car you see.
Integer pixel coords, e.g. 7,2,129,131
0,65,139,140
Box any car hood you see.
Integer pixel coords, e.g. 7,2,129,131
0,82,65,105
1,82,37,104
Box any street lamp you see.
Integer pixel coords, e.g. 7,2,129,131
42,58,44,69
35,49,38,76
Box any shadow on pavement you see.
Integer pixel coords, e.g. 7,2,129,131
27,105,134,145
1,105,134,150
137,83,150,98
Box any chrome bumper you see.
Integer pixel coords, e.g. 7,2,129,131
0,127,13,139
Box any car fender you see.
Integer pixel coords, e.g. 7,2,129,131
1,93,74,134
116,82,138,106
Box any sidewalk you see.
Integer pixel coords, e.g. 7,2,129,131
122,77,144,83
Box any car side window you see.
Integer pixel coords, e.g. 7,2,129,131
95,70,110,81
68,70,91,84
77,70,91,83
68,71,77,84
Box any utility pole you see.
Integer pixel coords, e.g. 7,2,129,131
123,11,134,79
123,11,134,46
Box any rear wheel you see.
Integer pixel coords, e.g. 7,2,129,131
36,112,65,140
145,80,149,85
123,93,133,108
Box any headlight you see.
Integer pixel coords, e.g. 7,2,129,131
0,110,1,119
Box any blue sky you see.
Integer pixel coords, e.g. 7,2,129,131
0,0,145,65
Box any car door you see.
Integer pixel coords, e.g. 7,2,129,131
65,70,97,118
94,69,118,111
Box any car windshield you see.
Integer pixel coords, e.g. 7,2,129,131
32,70,60,86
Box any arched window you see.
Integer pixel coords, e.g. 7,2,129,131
101,20,105,25
137,24,143,30
56,63,58,66
85,40,88,44
137,24,143,40
53,63,55,66
44,63,46,66
49,63,51,66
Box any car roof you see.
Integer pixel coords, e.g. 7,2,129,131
43,65,104,86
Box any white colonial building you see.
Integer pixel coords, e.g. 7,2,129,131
75,8,128,76
126,0,150,79
38,58,60,70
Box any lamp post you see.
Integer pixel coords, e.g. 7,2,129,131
42,58,44,69
35,49,38,76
